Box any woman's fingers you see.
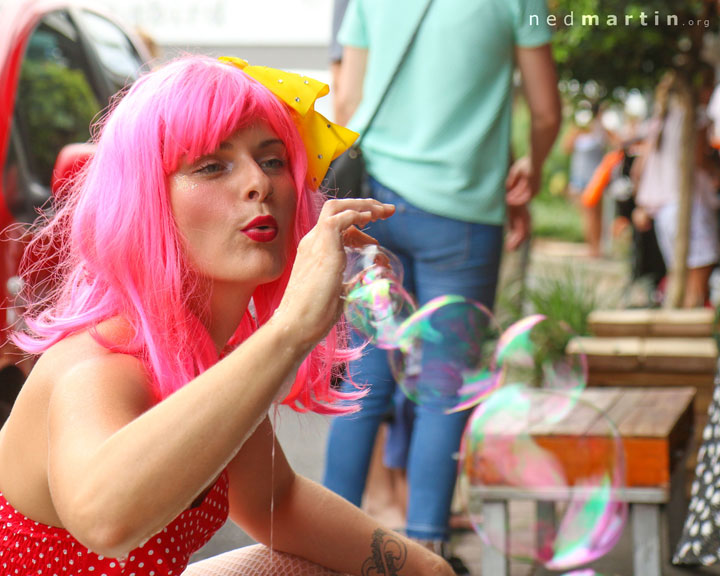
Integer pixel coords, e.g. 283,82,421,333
321,198,395,221
319,200,394,244
342,225,379,248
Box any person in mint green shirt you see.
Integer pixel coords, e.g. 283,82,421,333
324,0,561,568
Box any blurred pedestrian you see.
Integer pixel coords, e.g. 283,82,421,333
323,0,561,571
632,71,720,308
329,0,411,530
562,101,609,258
329,0,350,122
707,81,720,153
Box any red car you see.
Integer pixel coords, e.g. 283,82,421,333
0,0,151,418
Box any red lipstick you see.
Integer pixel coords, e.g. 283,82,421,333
241,215,278,242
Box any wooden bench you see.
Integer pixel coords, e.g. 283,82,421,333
465,387,695,576
566,308,717,485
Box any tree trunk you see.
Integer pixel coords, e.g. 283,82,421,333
663,81,695,309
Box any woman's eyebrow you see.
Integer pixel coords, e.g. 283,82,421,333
217,138,285,151
258,138,285,149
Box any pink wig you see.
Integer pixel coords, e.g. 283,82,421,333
14,55,362,414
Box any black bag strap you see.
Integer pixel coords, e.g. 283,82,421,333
352,0,434,149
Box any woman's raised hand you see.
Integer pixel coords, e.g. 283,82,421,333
272,198,394,351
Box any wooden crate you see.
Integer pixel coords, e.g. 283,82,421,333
567,336,718,374
589,308,716,338
566,311,718,490
465,387,695,489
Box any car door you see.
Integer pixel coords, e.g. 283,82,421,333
0,4,148,408
5,7,147,223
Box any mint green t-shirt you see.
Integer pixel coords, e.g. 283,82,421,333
339,0,551,225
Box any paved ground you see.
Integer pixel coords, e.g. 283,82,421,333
190,240,720,575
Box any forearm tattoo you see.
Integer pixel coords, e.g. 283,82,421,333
361,529,408,575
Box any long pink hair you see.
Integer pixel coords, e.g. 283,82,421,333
14,55,362,414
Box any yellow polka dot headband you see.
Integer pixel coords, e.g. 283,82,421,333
219,56,358,188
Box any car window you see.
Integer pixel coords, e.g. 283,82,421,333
13,10,101,196
76,10,145,94
3,131,28,219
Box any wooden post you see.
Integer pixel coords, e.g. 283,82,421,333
664,78,695,308
632,504,662,576
481,501,509,576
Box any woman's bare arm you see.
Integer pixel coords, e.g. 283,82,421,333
228,419,453,576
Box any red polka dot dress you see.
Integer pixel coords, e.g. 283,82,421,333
0,471,229,575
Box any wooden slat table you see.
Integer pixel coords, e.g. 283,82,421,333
465,387,695,576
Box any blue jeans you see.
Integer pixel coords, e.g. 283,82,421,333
323,177,503,540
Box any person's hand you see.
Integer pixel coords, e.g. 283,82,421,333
273,198,395,351
505,156,538,207
506,203,531,251
631,206,652,232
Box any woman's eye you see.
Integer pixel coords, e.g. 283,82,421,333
260,157,286,171
194,161,224,175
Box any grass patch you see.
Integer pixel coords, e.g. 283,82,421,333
531,196,585,243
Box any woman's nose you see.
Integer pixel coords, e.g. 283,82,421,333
241,163,273,202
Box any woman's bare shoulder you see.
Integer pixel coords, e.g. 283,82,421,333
0,320,153,520
28,317,153,405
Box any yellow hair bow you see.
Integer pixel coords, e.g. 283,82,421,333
219,56,358,188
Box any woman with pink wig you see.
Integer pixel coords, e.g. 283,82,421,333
0,55,454,576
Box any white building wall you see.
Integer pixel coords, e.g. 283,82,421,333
96,0,335,115
96,0,332,46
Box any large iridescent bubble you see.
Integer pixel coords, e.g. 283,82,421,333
495,314,588,395
388,295,500,413
459,385,627,572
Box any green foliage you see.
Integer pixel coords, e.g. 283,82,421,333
17,60,100,185
495,266,604,387
526,269,603,386
549,0,717,96
526,269,600,337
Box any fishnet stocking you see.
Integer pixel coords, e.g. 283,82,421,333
181,544,349,575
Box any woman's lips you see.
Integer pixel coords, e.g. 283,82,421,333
241,215,278,242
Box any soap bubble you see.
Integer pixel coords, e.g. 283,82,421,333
388,295,500,413
494,314,588,421
343,245,404,285
343,245,417,349
459,385,627,571
344,279,417,349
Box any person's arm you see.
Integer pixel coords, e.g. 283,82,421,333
505,43,561,207
561,124,580,154
46,199,395,558
329,0,351,122
335,45,367,126
228,418,453,576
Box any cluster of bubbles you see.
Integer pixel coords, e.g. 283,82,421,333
343,245,628,575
